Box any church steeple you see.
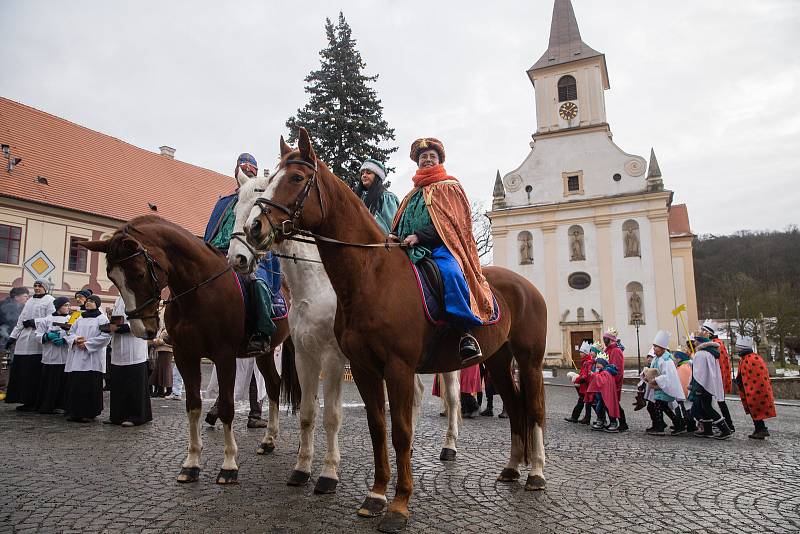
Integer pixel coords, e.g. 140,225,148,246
646,148,664,191
529,0,604,73
492,170,506,209
527,0,610,135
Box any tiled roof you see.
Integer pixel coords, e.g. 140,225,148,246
668,204,693,237
529,0,604,72
0,97,233,235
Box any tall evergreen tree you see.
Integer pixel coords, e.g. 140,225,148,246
286,12,397,188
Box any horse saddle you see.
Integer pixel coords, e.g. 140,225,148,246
413,257,445,323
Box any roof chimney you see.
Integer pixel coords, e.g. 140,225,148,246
159,146,176,159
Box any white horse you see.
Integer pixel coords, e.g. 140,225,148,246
228,174,463,493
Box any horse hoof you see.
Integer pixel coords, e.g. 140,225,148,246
176,466,200,483
286,469,311,487
313,476,338,494
496,468,520,482
256,441,275,455
216,468,239,485
357,496,386,518
439,448,457,462
525,474,546,491
377,511,409,533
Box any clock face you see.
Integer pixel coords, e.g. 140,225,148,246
559,102,578,120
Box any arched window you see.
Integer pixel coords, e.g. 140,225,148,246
558,75,577,102
568,225,585,261
622,219,641,258
518,231,533,265
626,282,645,324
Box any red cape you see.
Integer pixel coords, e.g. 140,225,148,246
738,352,776,420
587,370,620,418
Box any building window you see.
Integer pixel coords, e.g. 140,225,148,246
627,281,645,324
557,75,577,102
0,224,22,265
68,236,88,272
518,231,533,265
622,219,641,257
562,170,584,196
568,225,585,261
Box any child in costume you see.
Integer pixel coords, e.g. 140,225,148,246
734,336,776,440
586,356,620,433
673,350,696,432
566,341,594,424
644,330,686,436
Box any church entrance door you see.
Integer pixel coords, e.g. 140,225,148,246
570,331,594,368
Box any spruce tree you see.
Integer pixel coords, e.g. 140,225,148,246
286,12,397,188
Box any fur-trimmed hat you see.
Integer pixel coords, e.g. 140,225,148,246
410,137,445,163
359,158,387,181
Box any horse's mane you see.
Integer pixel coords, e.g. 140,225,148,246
111,214,223,259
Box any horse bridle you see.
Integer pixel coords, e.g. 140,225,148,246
109,230,232,321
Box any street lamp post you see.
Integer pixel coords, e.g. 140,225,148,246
632,314,642,372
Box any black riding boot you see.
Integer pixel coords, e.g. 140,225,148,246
459,332,481,365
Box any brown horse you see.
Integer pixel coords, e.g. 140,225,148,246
81,214,296,485
244,129,547,533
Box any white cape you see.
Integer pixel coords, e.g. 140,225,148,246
654,357,686,401
692,347,725,401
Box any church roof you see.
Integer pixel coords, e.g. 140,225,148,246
0,97,230,235
668,204,693,238
647,148,662,178
529,0,605,72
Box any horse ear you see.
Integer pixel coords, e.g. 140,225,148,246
298,127,316,164
280,136,292,157
79,239,110,253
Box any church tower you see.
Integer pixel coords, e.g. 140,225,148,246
528,0,610,134
488,0,698,367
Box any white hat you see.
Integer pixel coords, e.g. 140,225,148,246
700,319,716,335
647,348,656,358
652,330,670,349
735,335,754,351
578,341,592,354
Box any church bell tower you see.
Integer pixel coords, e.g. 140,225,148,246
528,0,610,135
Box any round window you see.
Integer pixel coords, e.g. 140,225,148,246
568,272,591,290
612,173,622,182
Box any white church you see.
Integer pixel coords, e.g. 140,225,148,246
489,0,698,367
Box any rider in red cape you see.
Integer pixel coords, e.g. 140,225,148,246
390,138,493,364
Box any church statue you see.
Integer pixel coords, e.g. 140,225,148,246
569,228,585,261
624,225,640,257
629,289,642,322
519,233,533,264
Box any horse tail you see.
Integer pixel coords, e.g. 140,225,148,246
280,337,301,413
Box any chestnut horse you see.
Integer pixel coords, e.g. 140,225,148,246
244,129,547,533
81,215,296,485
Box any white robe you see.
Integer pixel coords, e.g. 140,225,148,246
65,313,112,373
205,356,267,403
109,297,148,366
10,294,55,355
34,315,70,365
653,353,686,401
692,346,725,402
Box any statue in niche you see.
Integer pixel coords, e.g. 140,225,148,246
518,233,533,265
629,289,643,322
569,227,585,261
624,224,641,257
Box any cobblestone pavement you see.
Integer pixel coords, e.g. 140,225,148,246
2,367,799,533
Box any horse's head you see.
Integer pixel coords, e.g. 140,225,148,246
80,232,165,339
228,173,269,274
244,128,325,250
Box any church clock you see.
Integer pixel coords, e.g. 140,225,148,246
559,102,578,120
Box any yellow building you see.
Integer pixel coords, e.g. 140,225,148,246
0,97,233,306
489,1,698,366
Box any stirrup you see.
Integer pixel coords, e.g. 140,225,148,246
459,333,482,364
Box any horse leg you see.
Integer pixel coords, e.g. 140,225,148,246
288,349,321,487
377,364,416,533
215,357,239,485
514,350,547,491
313,353,346,494
350,363,390,519
255,349,280,455
484,345,525,483
175,351,202,483
439,370,460,461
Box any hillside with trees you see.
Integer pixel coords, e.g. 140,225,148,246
693,226,800,359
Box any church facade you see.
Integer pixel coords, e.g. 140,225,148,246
488,0,697,366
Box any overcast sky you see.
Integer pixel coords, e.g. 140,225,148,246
2,0,798,235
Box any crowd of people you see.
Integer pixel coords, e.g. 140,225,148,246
1,282,183,426
566,323,777,440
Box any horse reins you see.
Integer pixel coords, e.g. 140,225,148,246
109,229,232,320
251,158,408,255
